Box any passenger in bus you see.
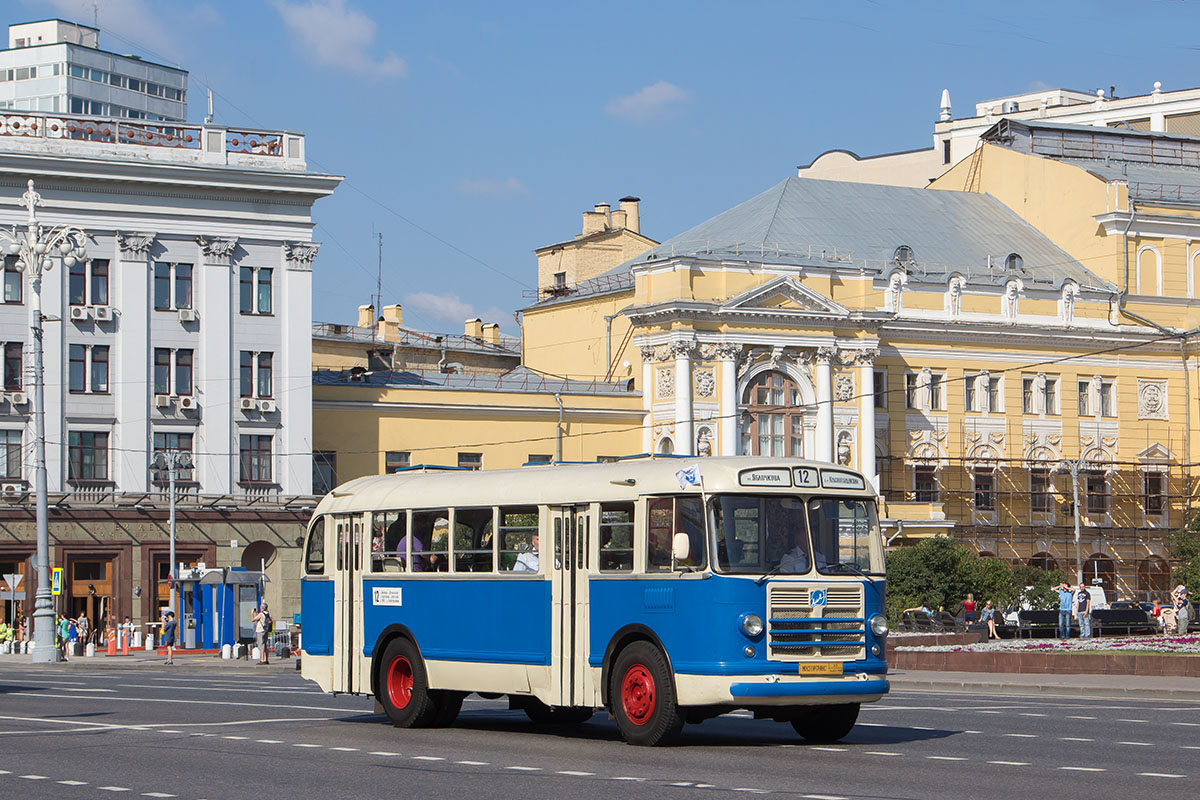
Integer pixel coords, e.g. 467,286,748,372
512,533,539,572
394,529,426,572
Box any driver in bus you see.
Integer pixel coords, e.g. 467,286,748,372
512,533,539,572
764,505,810,573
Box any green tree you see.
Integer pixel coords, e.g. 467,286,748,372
1169,514,1200,595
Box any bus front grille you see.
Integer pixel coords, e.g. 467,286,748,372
766,584,866,661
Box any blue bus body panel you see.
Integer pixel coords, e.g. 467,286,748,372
589,575,888,678
361,578,551,664
731,679,890,698
300,579,334,655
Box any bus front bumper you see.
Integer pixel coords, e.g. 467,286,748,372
676,673,889,707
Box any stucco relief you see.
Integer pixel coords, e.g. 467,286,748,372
283,241,321,270
836,431,853,466
834,373,854,402
907,428,947,464
116,231,157,256
657,366,674,399
1137,379,1168,420
946,275,965,317
694,368,715,398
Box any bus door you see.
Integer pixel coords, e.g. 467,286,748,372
331,514,364,693
550,505,591,707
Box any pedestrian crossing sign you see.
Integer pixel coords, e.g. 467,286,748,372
51,567,62,596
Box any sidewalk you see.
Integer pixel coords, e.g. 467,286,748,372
889,668,1200,701
0,649,298,672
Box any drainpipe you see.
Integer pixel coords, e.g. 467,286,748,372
1183,339,1193,520
554,393,564,463
605,313,616,375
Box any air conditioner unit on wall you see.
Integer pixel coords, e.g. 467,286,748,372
178,395,197,410
9,391,27,406
92,305,113,321
1,482,23,498
178,308,197,323
154,394,172,408
69,306,88,321
239,397,257,411
257,398,277,413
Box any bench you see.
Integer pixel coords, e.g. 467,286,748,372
1016,609,1065,638
1091,608,1152,636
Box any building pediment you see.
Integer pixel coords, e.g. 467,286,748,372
722,276,849,316
1137,442,1176,461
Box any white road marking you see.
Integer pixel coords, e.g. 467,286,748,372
557,771,595,776
58,780,89,785
802,795,848,800
222,736,248,740
412,756,444,761
962,730,982,734
926,756,966,761
256,739,283,744
1066,715,1096,720
1171,722,1200,727
293,743,322,748
669,782,693,787
910,725,934,730
142,793,176,798
456,761,488,766
7,692,350,713
1139,773,1185,778
612,777,647,781
98,787,131,792
371,752,400,757
1059,767,1105,772
865,751,902,757
1117,719,1147,723
855,722,884,727
159,730,182,734
20,775,48,780
505,766,541,772
809,747,846,752
64,688,115,692
988,761,1030,766
975,710,1001,714
733,789,768,794
329,747,358,752
1003,733,1037,738
1018,713,1046,717
1059,737,1093,742
1118,741,1152,746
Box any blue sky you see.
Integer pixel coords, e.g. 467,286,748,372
19,0,1200,340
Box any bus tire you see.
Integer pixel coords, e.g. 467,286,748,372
790,703,860,743
610,641,683,746
429,690,464,727
519,697,594,725
377,638,439,728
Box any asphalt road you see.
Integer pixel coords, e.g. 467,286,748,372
0,661,1197,799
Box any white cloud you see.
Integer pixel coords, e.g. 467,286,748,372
271,0,407,77
454,177,528,197
605,81,690,123
404,292,475,324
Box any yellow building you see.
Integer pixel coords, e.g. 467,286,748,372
314,124,1200,600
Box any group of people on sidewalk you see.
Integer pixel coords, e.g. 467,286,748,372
1054,582,1095,638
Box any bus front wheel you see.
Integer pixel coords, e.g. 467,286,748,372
790,703,860,743
378,638,439,728
610,641,683,746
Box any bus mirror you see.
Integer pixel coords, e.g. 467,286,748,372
672,532,691,565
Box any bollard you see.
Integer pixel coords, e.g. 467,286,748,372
235,643,246,659
132,631,142,649
145,634,154,651
121,631,129,656
221,643,232,659
85,643,95,658
251,646,260,662
106,629,116,656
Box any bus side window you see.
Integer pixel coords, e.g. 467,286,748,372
371,510,407,572
499,506,538,572
647,496,706,572
598,503,633,572
304,516,326,575
411,510,449,572
454,507,494,573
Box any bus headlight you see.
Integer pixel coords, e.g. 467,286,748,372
739,613,764,639
868,614,889,637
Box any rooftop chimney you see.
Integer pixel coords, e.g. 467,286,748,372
464,318,483,339
358,304,375,328
482,322,500,345
619,196,640,234
939,89,952,122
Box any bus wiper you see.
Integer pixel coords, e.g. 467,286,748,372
755,562,785,586
823,561,870,578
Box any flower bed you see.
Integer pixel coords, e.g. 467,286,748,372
896,634,1200,655
891,635,1200,676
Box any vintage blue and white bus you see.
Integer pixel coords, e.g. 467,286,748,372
299,456,888,746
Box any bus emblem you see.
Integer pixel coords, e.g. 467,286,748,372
810,589,827,607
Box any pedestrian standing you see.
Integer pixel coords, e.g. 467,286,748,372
252,604,271,665
962,593,977,625
56,613,71,660
1055,583,1074,638
76,613,90,647
1173,585,1191,633
161,611,177,665
1074,582,1092,638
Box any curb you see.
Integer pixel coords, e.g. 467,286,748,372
887,675,1200,701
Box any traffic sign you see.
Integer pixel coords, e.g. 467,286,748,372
51,567,62,596
2,572,20,590
0,590,12,602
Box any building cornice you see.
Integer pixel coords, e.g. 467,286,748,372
313,399,644,419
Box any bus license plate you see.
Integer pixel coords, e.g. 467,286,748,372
798,662,843,676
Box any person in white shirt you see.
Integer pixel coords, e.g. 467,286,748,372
513,533,539,572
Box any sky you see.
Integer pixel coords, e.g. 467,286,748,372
17,0,1200,337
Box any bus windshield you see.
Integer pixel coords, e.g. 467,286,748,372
712,494,812,575
807,497,883,575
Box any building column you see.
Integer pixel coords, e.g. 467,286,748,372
857,349,879,490
815,346,836,463
717,343,740,456
672,338,695,456
640,346,655,454
195,236,237,495
112,232,157,494
281,242,319,495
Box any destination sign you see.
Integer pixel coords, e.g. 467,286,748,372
738,468,791,487
821,470,866,491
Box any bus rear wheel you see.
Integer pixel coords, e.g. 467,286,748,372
610,641,683,746
790,703,860,743
378,638,439,728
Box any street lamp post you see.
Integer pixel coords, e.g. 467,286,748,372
0,180,89,664
153,448,193,613
1058,458,1085,584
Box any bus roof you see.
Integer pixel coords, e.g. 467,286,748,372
313,457,875,517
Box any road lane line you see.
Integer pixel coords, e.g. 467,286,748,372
1117,719,1147,723
412,756,444,761
988,761,1030,766
926,756,966,761
329,747,359,752
293,743,322,748
1018,713,1046,717
864,751,902,756
455,761,488,766
1059,767,1105,772
1139,773,1185,778
142,793,176,798
809,747,846,752
1003,733,1037,738
20,775,48,780
802,795,848,800
98,787,131,792
222,736,248,740
1118,741,1152,746
58,780,88,785
1066,715,1096,720
256,740,283,744
1059,737,1093,742
505,766,541,771
370,752,399,757
7,692,353,713
1170,722,1200,727
557,771,594,776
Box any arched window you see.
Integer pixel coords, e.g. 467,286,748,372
657,437,674,455
1004,252,1023,272
1029,552,1058,572
741,371,803,457
1137,556,1170,597
1083,553,1116,596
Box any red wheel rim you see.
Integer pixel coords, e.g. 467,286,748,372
387,655,414,709
621,664,656,725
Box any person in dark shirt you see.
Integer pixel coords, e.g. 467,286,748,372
161,611,177,665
